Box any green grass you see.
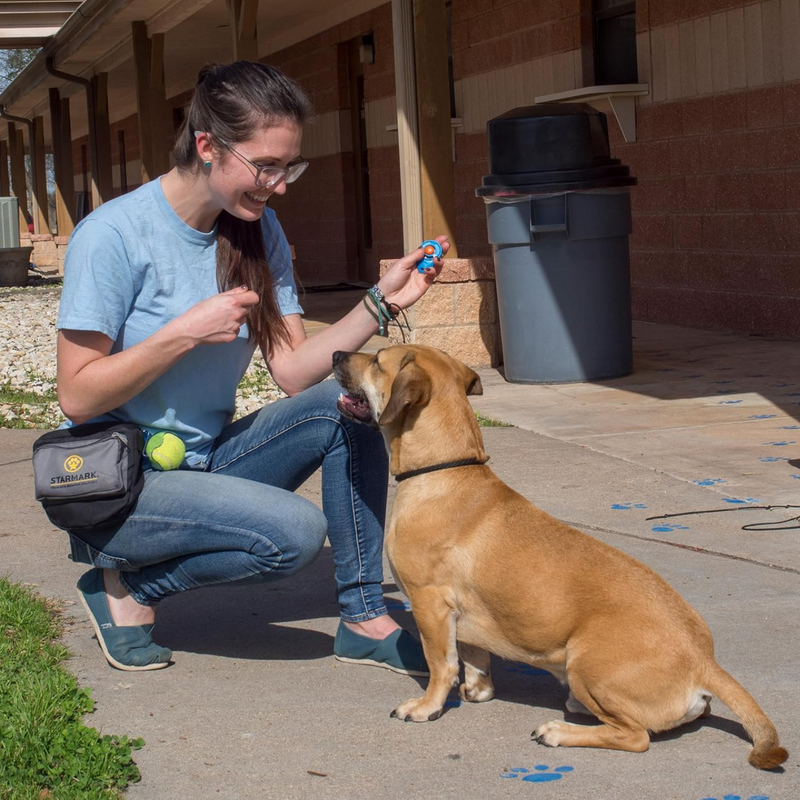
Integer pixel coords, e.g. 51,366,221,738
0,578,144,798
0,383,61,430
475,411,513,428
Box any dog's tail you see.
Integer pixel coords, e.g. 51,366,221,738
703,662,787,769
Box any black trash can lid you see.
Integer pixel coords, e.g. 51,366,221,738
477,102,636,197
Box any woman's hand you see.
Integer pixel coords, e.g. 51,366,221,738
171,285,260,346
377,236,450,310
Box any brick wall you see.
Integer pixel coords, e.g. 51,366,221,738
627,0,800,338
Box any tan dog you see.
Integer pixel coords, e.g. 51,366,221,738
332,344,787,770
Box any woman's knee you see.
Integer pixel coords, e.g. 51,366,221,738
249,500,327,577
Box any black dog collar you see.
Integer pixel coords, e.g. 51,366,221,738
394,457,489,483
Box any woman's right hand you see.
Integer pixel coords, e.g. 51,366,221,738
174,286,260,346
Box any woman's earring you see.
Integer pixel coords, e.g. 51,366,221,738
204,160,212,169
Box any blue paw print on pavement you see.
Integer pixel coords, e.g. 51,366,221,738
791,474,800,480
711,379,734,384
694,478,727,486
385,597,412,612
760,456,790,463
501,766,574,783
444,691,461,709
763,441,796,446
723,497,759,504
701,795,768,800
652,522,690,532
505,663,550,677
715,389,739,395
611,502,648,510
750,414,777,420
718,399,743,405
780,425,800,429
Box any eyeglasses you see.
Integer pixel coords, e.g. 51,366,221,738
195,131,309,188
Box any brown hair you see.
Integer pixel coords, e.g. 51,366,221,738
173,61,313,354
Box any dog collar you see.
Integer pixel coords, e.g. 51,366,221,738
394,457,489,482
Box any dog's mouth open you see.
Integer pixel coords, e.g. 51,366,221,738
337,391,373,424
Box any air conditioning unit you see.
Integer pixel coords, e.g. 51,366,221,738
0,196,20,248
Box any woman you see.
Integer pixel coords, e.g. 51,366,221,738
56,61,447,672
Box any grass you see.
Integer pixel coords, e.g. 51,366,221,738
0,578,144,798
0,383,62,430
476,411,513,428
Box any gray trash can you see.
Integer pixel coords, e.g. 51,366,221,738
477,103,637,384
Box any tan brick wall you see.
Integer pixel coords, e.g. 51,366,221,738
381,256,500,368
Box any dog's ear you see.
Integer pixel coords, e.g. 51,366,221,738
379,353,431,426
459,363,483,396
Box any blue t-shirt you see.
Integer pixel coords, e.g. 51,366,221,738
57,177,303,467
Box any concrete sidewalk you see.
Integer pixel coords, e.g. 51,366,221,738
1,320,798,799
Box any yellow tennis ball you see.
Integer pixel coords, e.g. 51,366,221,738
145,432,186,471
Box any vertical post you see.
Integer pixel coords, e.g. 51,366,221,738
392,0,423,253
49,88,76,236
91,73,115,201
132,21,170,183
0,139,10,196
7,123,28,240
32,116,49,233
118,129,128,194
412,0,458,255
226,0,259,61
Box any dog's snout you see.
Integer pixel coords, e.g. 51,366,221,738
332,351,347,367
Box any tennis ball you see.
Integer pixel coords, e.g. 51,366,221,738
145,432,186,471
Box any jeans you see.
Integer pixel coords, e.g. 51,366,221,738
67,379,390,622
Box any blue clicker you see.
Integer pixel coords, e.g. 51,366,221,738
417,239,443,273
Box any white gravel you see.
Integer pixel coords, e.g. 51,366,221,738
0,285,285,429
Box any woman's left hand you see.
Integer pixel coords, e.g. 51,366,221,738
378,236,450,310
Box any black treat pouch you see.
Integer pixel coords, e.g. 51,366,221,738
32,421,144,533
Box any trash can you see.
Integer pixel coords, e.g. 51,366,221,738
0,246,33,287
476,103,637,383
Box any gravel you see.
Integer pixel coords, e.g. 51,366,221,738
0,284,285,429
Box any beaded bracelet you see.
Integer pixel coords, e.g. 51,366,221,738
363,285,409,340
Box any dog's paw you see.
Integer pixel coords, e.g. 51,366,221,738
390,697,444,722
460,681,495,703
532,720,573,747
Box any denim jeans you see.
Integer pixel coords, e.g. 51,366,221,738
67,379,390,622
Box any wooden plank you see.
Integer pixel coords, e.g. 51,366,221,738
227,0,259,62
694,17,712,95
392,0,423,252
132,20,171,183
31,116,49,234
413,0,457,255
132,20,154,184
0,139,9,196
7,123,28,239
91,73,115,202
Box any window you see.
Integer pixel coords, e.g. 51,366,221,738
594,0,637,85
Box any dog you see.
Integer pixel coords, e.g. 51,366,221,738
332,344,787,770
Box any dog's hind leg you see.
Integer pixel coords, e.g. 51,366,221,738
391,588,459,723
458,643,494,703
534,671,650,753
533,717,650,753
